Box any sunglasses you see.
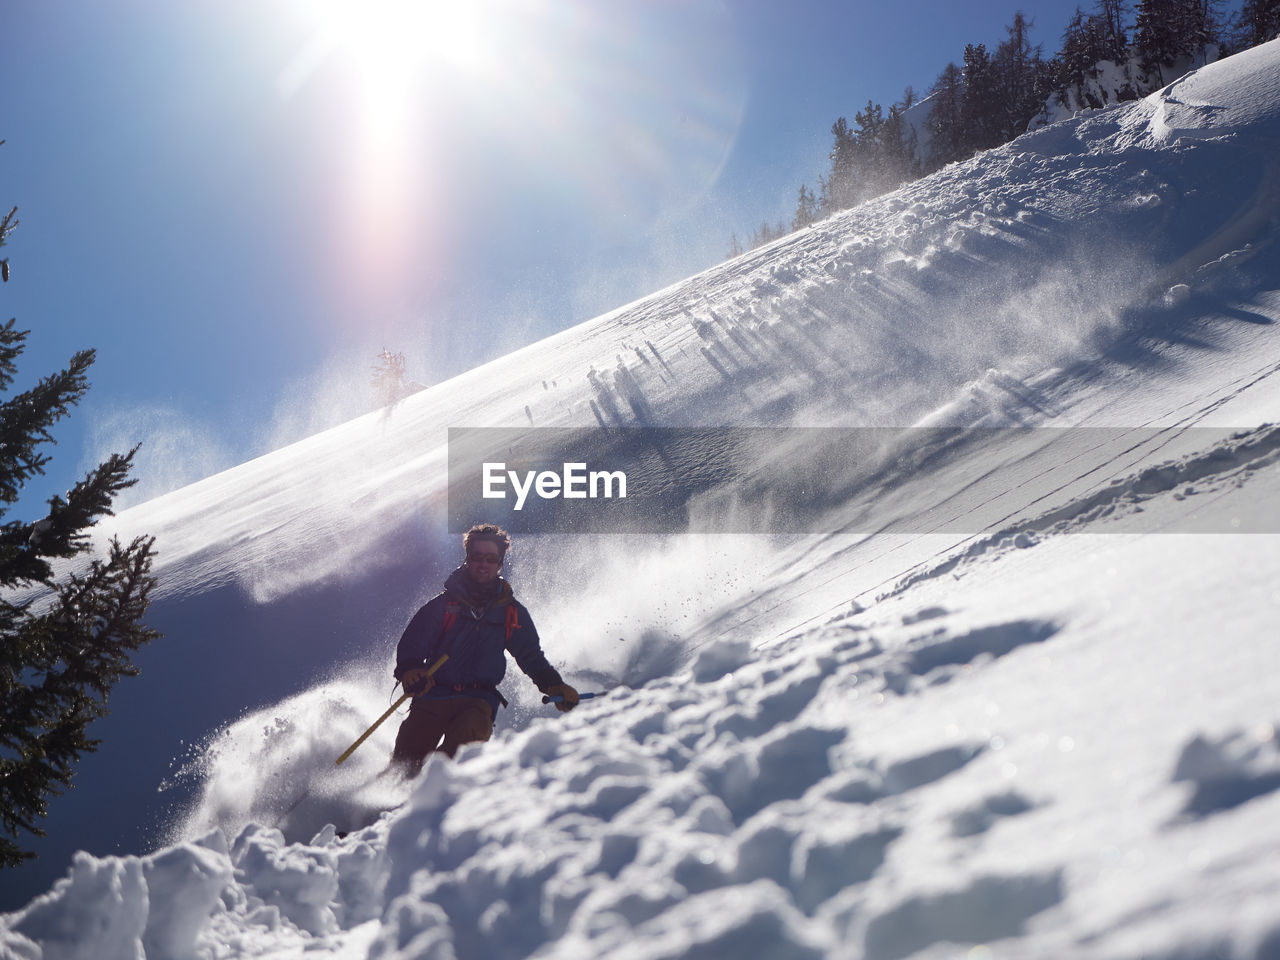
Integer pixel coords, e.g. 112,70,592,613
466,553,503,566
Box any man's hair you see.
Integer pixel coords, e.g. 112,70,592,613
464,523,512,559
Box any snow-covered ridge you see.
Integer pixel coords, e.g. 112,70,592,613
95,45,1280,602
4,40,1280,960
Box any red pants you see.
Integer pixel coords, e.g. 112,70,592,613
391,696,493,774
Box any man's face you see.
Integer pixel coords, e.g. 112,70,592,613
465,541,503,585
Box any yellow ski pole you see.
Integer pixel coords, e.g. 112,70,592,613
335,654,448,766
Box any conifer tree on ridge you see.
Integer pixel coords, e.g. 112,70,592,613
0,192,159,869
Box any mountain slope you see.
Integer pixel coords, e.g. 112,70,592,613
3,39,1280,959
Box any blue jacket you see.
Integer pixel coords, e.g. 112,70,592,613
393,567,563,717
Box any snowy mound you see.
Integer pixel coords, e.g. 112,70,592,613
1143,39,1280,141
5,39,1280,960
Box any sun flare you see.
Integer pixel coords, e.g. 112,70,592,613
311,0,493,87
273,0,747,319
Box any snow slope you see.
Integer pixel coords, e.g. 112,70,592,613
3,39,1280,959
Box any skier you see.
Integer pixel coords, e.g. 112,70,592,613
391,523,578,774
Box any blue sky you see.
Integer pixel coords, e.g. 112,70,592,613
2,0,1122,513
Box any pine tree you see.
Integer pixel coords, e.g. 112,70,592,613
1136,0,1178,78
881,99,920,188
792,185,818,231
925,62,967,171
1057,7,1106,98
1235,0,1280,46
853,99,887,197
961,43,1004,155
824,116,860,212
993,12,1052,140
1137,0,1222,81
1181,0,1224,58
821,100,904,211
1098,0,1131,59
1054,0,1136,109
371,348,408,408
749,220,789,249
0,201,159,869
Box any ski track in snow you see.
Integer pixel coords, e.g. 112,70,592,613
5,38,1280,960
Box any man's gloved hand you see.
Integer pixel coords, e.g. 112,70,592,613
402,668,436,697
545,683,579,712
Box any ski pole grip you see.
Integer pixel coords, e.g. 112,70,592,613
542,692,600,704
418,652,450,684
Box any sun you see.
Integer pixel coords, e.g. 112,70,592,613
270,0,748,320
274,0,505,316
308,0,492,88
278,0,507,163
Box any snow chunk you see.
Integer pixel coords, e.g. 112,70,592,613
5,852,148,960
1173,724,1280,815
691,636,753,682
517,725,564,766
949,790,1035,837
859,871,1064,960
564,880,829,960
231,824,338,936
142,839,233,960
368,899,453,960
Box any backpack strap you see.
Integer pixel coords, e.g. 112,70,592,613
442,601,460,634
399,599,460,697
420,601,460,668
